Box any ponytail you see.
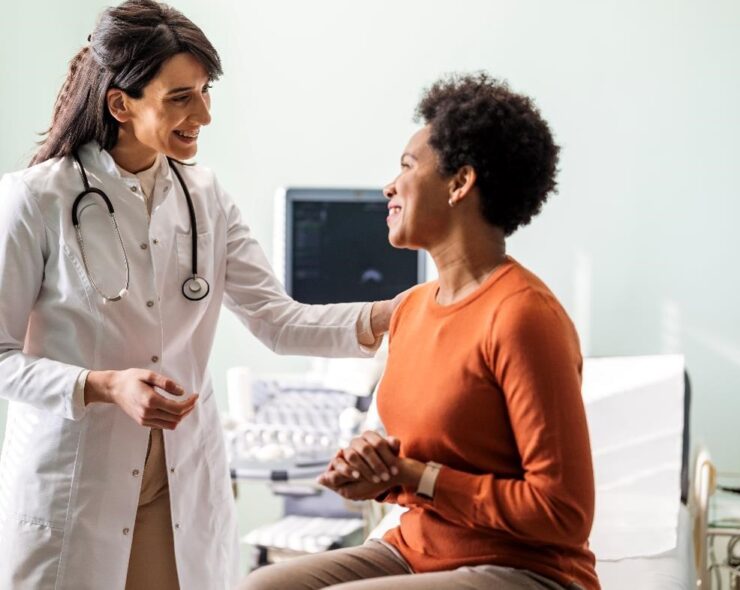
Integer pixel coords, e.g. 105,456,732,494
49,46,91,137
30,46,112,166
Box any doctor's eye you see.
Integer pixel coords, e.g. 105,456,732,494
202,83,213,94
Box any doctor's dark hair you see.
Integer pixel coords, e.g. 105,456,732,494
415,73,560,236
30,0,222,166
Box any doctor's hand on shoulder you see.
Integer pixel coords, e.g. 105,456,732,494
370,288,412,337
84,369,198,430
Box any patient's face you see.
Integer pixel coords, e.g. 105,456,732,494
383,126,451,250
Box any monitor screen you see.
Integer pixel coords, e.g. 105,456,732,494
280,188,425,304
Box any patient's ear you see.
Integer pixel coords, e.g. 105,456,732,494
448,165,477,206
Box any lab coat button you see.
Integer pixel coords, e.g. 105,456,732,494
153,239,160,245
170,467,175,474
130,186,138,193
123,528,130,535
140,243,148,250
146,300,154,308
132,469,140,477
151,355,159,363
175,523,180,530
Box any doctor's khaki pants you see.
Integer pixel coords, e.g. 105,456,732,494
125,429,180,590
239,539,585,590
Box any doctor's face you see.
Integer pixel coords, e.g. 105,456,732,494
117,52,213,163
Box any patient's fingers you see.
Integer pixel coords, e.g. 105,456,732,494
345,431,398,483
331,453,361,482
343,444,380,483
363,431,400,476
351,430,398,483
317,469,344,489
317,458,355,489
386,435,401,454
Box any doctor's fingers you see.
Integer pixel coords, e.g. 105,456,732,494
141,410,191,430
143,419,178,430
147,393,199,416
138,371,186,397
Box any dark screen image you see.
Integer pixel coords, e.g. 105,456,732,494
290,200,420,304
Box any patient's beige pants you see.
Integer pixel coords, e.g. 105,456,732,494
125,429,180,590
239,539,584,590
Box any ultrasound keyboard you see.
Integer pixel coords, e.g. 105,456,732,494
227,379,360,481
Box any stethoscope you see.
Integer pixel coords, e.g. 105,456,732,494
71,152,210,303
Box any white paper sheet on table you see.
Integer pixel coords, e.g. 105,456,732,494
583,354,685,560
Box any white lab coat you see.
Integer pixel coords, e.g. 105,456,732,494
0,143,373,590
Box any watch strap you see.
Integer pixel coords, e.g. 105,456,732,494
415,461,442,499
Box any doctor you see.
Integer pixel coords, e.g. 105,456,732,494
0,1,397,589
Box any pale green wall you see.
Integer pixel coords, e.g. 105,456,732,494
2,0,739,560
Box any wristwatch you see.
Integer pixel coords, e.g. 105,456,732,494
415,461,442,499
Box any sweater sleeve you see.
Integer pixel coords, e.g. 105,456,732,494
391,289,595,547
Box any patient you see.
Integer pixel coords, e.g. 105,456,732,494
240,73,600,590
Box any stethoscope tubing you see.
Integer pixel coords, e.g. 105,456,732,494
167,158,198,276
71,151,210,302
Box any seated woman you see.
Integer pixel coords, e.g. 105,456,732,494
240,73,599,590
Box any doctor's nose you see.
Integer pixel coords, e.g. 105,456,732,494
192,94,212,126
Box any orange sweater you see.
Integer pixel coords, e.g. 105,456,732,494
378,258,599,590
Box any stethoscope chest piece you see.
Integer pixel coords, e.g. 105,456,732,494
183,276,210,301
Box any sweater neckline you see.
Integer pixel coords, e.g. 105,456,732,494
426,256,516,316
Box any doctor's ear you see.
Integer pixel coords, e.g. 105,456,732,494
106,88,132,123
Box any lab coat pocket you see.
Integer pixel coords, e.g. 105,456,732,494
0,406,82,529
176,231,215,298
0,518,63,590
60,242,96,311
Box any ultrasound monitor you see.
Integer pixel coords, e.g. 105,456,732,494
274,188,426,304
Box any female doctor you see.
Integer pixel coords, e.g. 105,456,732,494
0,1,397,589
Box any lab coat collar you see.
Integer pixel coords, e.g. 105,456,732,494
77,142,176,213
77,142,173,184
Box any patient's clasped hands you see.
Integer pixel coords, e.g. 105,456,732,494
317,431,425,500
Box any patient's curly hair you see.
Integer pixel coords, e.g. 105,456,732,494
415,73,560,236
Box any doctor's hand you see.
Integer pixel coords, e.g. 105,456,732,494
369,287,413,338
85,369,198,430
